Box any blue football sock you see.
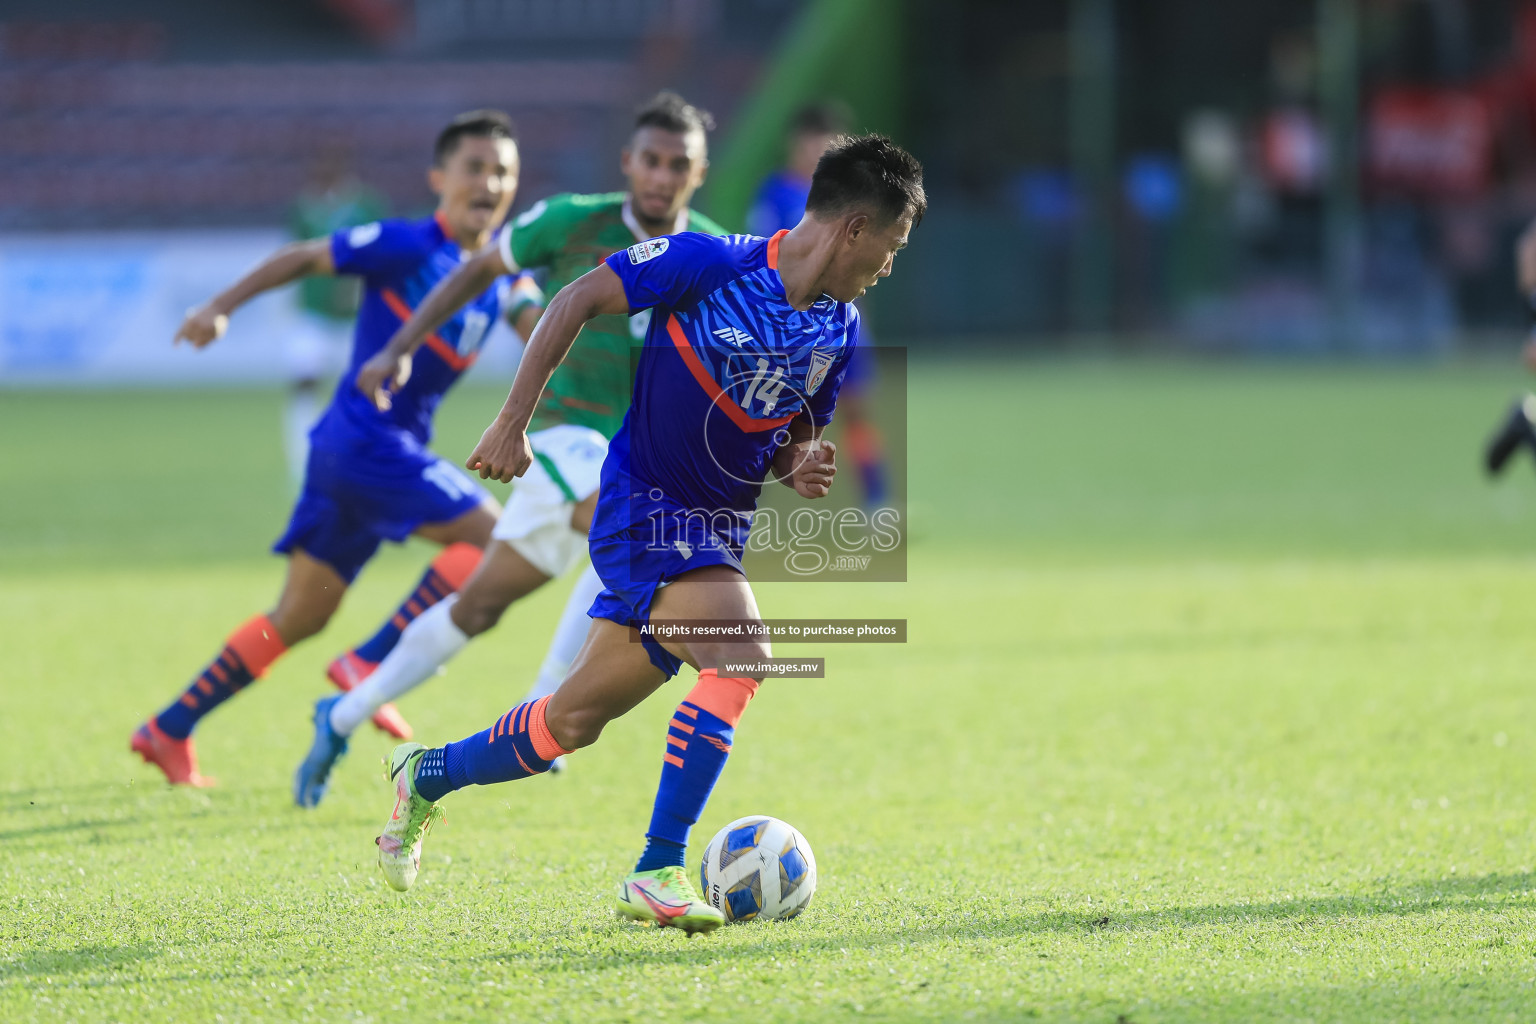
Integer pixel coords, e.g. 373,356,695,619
634,836,687,872
353,543,479,664
412,697,565,802
154,615,286,739
636,698,737,871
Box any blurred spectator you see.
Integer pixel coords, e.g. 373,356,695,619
284,146,388,485
1120,154,1183,328
745,101,851,237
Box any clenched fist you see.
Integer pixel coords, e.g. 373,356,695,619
782,439,837,499
466,417,533,483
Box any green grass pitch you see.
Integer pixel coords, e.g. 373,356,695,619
6,359,1536,1022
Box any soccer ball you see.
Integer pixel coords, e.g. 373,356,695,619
699,815,817,923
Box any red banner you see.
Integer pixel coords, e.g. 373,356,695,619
1367,87,1492,197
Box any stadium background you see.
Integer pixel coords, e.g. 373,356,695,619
11,2,1536,1022
9,0,1536,377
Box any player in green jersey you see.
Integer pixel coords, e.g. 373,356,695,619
294,92,724,804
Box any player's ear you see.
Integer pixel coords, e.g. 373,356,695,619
844,212,869,246
427,165,446,198
690,157,710,188
619,147,634,177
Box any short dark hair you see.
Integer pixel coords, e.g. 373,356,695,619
634,90,715,137
434,109,516,165
791,101,850,138
806,133,926,227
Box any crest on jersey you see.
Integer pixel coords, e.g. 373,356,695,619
805,350,836,396
348,222,382,247
627,237,670,264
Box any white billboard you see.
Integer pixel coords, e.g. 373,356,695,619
0,229,521,385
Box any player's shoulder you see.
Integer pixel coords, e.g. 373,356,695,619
513,191,623,231
620,230,761,274
347,214,439,247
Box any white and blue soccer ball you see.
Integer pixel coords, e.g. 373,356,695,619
699,815,817,923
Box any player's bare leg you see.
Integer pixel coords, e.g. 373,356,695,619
373,616,661,889
267,549,351,645
299,490,599,806
133,549,348,786
601,566,769,931
323,500,499,738
414,499,498,547
296,538,551,806
544,566,765,748
371,565,766,936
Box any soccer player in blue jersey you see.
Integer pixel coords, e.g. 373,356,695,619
130,111,543,787
749,102,889,507
293,93,724,806
370,134,924,933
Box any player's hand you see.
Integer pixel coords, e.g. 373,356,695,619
786,440,837,499
356,350,413,412
174,305,229,349
466,417,532,482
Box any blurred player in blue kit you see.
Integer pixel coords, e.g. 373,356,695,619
284,146,389,486
370,134,925,934
130,111,543,786
749,102,888,507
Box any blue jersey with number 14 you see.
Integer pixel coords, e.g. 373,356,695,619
580,229,856,678
595,229,858,537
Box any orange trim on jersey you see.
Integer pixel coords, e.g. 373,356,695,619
676,704,698,719
663,753,685,769
766,229,787,270
665,315,795,433
433,210,454,240
669,717,695,735
380,288,477,372
666,734,687,749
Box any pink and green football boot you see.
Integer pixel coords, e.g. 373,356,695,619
616,866,724,934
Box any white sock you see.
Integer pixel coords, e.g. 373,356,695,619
523,563,603,702
284,387,321,486
330,596,469,736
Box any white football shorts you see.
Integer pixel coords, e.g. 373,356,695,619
492,424,608,577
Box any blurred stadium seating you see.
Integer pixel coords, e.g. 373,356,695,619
0,0,766,230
